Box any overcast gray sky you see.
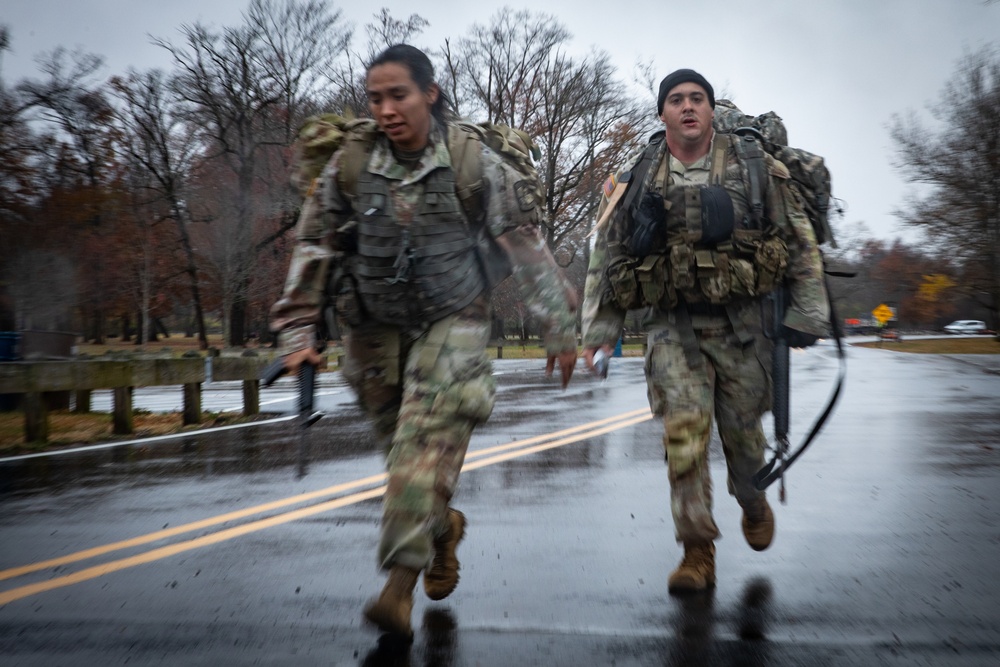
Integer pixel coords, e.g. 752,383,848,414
3,0,998,244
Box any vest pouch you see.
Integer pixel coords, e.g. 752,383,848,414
699,185,736,245
728,258,758,298
753,236,789,294
635,254,667,307
607,255,643,310
696,250,732,304
669,243,696,292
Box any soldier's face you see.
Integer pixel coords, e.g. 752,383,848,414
659,83,714,146
366,62,439,152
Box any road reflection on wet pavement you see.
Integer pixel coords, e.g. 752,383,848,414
2,347,999,665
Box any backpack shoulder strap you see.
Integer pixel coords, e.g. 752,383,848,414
731,130,767,227
335,119,379,199
446,122,486,223
709,133,731,185
618,131,665,219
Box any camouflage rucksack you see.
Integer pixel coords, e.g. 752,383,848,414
713,100,837,247
289,114,546,288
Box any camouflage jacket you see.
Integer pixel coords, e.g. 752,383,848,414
270,120,577,355
582,130,829,348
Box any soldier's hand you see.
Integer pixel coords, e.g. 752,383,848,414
284,347,325,375
545,349,578,389
781,326,820,349
583,344,613,375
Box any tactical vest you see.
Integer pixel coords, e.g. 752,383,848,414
352,165,486,325
606,133,788,310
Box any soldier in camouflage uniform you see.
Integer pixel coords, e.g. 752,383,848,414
269,45,578,639
581,69,829,594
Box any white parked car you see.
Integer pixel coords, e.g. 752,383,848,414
943,320,987,335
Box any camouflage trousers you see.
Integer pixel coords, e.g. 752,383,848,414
644,310,772,544
341,298,495,571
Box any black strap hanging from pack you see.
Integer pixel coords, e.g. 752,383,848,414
753,267,853,496
616,131,665,230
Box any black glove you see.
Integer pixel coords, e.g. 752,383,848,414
781,326,820,349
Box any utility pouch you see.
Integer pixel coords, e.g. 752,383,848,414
697,250,732,304
699,185,736,245
754,236,789,294
635,254,667,307
607,255,643,310
669,243,696,292
728,258,758,298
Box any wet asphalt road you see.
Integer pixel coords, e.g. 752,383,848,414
1,341,999,666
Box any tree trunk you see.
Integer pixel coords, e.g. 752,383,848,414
229,294,247,348
170,202,209,350
89,308,105,344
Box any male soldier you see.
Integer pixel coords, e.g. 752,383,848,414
581,69,829,593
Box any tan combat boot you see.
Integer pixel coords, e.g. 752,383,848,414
423,509,466,601
363,566,420,640
741,497,775,551
668,542,716,594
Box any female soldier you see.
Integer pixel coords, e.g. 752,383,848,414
269,44,578,640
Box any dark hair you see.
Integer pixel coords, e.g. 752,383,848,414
368,44,455,124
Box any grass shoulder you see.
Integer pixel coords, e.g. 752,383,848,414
851,336,1000,354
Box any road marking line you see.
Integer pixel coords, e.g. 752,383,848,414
0,487,387,606
1,408,651,581
463,413,652,472
0,409,653,600
465,408,650,460
0,415,297,463
0,471,387,582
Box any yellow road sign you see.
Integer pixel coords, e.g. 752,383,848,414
872,304,895,324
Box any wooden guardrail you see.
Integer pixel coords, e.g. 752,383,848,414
0,354,274,444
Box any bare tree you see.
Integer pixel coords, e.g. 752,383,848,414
439,9,650,335
18,49,113,206
534,50,646,256
445,9,646,257
17,48,121,341
153,0,351,345
365,8,429,61
0,67,39,227
890,46,1000,328
110,69,210,349
448,9,567,124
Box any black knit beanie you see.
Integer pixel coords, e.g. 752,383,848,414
656,69,715,114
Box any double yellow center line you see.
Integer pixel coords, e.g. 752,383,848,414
0,408,652,606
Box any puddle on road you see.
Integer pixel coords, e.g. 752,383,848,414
920,410,1000,473
0,411,380,499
